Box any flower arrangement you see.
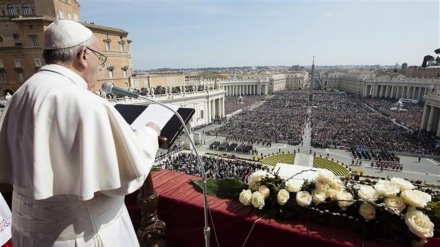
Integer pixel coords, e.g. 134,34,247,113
192,169,439,247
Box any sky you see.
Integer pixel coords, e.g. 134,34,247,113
80,0,440,70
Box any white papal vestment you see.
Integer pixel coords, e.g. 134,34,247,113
0,64,159,246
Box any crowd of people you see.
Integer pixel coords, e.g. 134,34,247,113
362,97,423,130
224,95,266,115
158,152,271,181
209,91,308,146
209,141,256,155
350,148,404,171
204,89,440,158
310,91,439,155
370,159,403,172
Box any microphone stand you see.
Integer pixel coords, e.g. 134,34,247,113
106,87,211,247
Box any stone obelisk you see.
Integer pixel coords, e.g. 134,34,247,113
308,57,315,105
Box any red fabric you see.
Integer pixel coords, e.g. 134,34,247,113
1,240,12,247
126,169,435,247
424,238,440,247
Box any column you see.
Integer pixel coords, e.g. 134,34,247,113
436,117,440,137
211,99,216,120
427,105,435,132
220,97,224,118
217,98,221,118
421,104,429,130
207,100,211,123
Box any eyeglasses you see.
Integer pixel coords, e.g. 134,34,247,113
86,47,107,65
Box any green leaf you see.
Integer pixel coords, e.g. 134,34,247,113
191,179,248,199
191,179,219,197
217,179,248,199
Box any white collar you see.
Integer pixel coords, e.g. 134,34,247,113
39,64,88,90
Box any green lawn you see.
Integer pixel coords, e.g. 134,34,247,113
261,153,295,166
313,157,350,177
261,154,350,177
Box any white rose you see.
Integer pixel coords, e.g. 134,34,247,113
312,189,327,205
247,170,269,190
391,177,415,191
258,185,270,199
296,191,312,207
326,188,340,200
336,190,354,210
239,189,252,206
374,180,400,197
384,196,406,213
316,169,335,184
401,190,432,208
277,189,290,206
315,181,330,190
251,191,265,209
285,179,303,193
329,178,345,191
359,202,376,221
358,185,379,202
404,209,434,239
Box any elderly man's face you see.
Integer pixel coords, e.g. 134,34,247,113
83,36,102,89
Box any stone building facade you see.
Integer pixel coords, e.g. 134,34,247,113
219,78,269,96
406,66,440,79
421,92,440,136
0,0,132,95
285,71,309,90
320,70,440,103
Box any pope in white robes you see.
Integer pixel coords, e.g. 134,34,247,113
0,20,160,246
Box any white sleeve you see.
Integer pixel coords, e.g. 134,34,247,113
100,126,159,197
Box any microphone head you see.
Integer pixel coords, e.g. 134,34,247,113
102,82,113,94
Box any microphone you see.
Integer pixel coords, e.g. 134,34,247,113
101,82,214,247
102,82,140,99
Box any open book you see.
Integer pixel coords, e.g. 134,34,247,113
114,104,195,149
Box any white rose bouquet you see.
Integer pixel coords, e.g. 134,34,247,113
192,168,439,246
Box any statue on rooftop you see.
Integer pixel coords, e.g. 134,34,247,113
422,48,440,68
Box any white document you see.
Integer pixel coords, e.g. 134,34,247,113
130,104,180,131
0,193,11,246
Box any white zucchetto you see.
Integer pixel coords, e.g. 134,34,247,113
44,19,93,50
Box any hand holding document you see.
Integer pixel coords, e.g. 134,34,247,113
114,104,195,149
130,104,179,131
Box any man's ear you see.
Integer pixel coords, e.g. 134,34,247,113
76,47,88,68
